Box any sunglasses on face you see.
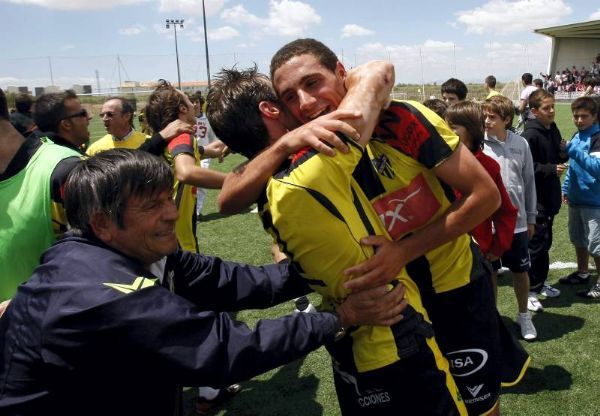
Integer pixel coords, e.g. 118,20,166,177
100,111,122,118
62,108,89,120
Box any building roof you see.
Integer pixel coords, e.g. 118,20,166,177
534,19,600,38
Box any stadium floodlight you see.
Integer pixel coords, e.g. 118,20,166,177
165,18,184,89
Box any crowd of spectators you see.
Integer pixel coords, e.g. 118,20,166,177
540,53,600,95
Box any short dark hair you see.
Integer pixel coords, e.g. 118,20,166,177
270,38,338,83
145,82,186,132
484,75,497,88
441,78,468,100
64,149,173,235
445,101,485,152
533,78,543,88
191,90,205,105
521,73,533,84
483,95,515,127
528,89,554,110
422,98,448,119
571,96,599,117
207,66,275,159
14,93,33,113
106,97,135,127
33,90,78,133
0,88,8,120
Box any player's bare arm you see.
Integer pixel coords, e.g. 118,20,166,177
174,153,227,189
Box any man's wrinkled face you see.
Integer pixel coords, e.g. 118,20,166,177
273,53,346,124
100,99,131,137
103,189,179,267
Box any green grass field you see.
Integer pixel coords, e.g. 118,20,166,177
93,103,593,415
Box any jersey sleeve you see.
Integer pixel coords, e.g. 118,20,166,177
50,156,82,236
167,133,195,158
373,100,459,169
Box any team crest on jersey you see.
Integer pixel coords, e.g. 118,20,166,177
371,153,394,179
371,173,440,239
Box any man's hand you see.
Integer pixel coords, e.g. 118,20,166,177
280,109,362,156
158,119,194,142
343,236,406,292
0,299,10,318
203,140,228,159
336,282,407,327
527,224,535,240
556,163,567,176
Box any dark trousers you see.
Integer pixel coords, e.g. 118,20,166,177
528,214,554,292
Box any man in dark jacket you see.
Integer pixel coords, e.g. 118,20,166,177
523,89,568,308
0,149,405,416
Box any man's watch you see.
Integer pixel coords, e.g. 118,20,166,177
331,311,347,342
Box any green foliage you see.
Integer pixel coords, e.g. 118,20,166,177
189,104,592,416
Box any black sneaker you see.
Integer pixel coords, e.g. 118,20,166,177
559,271,590,285
577,283,600,299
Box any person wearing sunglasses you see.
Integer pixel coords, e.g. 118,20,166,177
86,97,149,156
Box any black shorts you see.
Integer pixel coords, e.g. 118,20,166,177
492,231,530,273
332,328,465,416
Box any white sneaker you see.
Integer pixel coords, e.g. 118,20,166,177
540,283,561,298
527,293,544,312
517,312,537,341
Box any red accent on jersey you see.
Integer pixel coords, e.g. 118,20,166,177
371,173,440,239
375,105,431,159
168,133,193,152
291,146,312,164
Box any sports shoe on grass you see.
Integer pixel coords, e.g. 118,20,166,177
577,283,600,299
540,283,561,298
517,312,537,341
527,293,543,312
559,271,590,285
196,384,241,416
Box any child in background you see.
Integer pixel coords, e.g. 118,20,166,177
483,95,538,341
522,89,568,307
446,102,518,297
561,96,600,298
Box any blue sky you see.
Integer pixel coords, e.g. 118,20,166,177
1,0,599,91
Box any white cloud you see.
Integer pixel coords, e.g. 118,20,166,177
119,24,146,36
221,4,263,26
158,0,226,17
455,0,571,34
590,9,600,20
4,0,149,10
60,44,75,50
423,40,461,51
209,25,239,40
221,0,321,37
341,24,374,38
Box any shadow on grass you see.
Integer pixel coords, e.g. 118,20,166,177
499,311,584,342
198,207,255,223
502,364,572,394
183,356,323,416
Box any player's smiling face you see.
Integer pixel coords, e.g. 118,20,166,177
273,53,347,124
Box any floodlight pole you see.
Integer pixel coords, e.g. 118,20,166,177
166,19,184,89
202,0,211,89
